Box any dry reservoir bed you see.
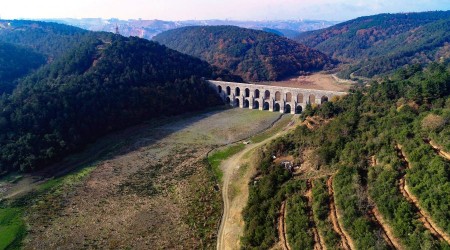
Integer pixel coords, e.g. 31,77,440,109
9,108,281,249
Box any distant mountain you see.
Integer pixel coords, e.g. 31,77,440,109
295,11,450,78
154,26,333,82
46,18,339,40
0,42,46,94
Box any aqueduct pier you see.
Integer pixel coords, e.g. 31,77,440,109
208,80,347,114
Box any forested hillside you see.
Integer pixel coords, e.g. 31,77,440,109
295,11,450,78
0,42,46,94
0,34,224,174
0,20,97,93
0,20,89,60
243,63,450,249
154,26,333,82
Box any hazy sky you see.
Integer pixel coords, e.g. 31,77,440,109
2,0,450,21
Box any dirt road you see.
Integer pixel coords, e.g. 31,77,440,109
327,176,354,250
217,115,299,250
425,139,450,161
278,201,290,250
305,180,324,250
369,207,402,250
396,145,450,245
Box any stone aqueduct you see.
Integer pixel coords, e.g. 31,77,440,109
208,80,347,114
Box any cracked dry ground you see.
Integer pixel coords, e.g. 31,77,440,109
22,109,280,249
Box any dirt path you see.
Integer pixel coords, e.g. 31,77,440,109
395,145,450,245
277,201,291,250
217,115,299,250
305,180,325,250
327,176,354,250
425,139,450,161
368,156,402,250
369,207,402,250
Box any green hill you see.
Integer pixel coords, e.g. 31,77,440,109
243,63,450,249
154,26,333,82
295,11,450,78
0,34,223,173
0,20,89,60
0,42,46,94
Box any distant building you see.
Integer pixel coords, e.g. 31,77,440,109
115,25,120,35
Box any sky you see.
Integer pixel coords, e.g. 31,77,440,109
2,0,450,21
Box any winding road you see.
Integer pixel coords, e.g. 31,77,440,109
217,115,299,250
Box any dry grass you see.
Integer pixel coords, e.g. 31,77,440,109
257,73,353,92
19,108,281,249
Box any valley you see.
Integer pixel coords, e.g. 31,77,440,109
217,114,296,250
0,108,282,249
1,6,450,250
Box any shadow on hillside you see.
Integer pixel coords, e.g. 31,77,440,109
37,106,232,180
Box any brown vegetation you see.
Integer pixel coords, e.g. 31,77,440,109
259,73,353,92
421,114,447,132
19,109,280,249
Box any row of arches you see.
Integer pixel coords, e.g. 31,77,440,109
218,85,329,104
225,97,304,114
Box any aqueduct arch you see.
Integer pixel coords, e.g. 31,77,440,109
297,93,303,103
254,89,260,98
235,87,240,96
210,80,346,114
244,99,249,108
286,92,292,102
264,90,270,100
285,104,292,114
275,91,282,101
309,94,315,104
254,100,260,109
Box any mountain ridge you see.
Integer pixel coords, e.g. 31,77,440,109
295,11,450,78
154,25,334,82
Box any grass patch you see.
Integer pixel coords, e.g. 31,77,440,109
250,115,292,143
229,164,250,201
37,166,95,193
0,164,96,249
185,163,222,249
208,144,245,182
0,207,26,250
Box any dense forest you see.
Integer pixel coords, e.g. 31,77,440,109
153,26,333,82
0,42,46,94
0,34,229,174
242,63,450,249
0,20,98,93
0,20,89,60
295,11,450,78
